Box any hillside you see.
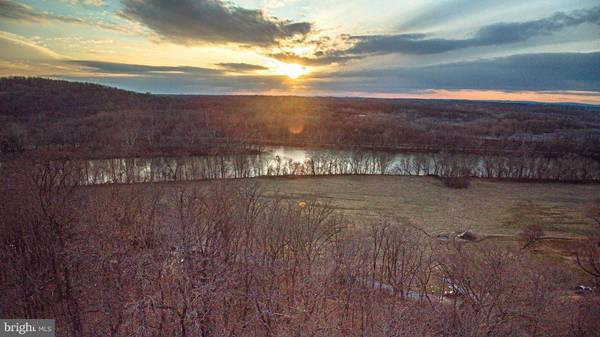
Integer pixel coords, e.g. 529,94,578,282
0,77,164,118
1,77,599,158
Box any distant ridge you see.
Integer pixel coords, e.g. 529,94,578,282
1,77,599,119
0,77,157,117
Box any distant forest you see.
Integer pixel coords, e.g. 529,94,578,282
1,77,600,159
2,79,600,337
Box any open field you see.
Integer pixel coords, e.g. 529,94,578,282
252,175,599,237
86,174,598,263
252,175,600,267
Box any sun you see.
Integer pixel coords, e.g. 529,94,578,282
276,63,308,79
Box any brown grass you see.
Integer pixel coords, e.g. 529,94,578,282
254,175,599,237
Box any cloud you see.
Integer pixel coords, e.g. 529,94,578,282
120,0,312,46
67,60,223,76
296,6,600,65
56,73,290,95
53,53,599,96
53,59,294,94
269,51,358,66
349,6,600,55
0,32,72,76
66,0,106,7
0,0,133,33
0,0,85,23
312,52,600,92
216,63,268,72
472,6,600,44
0,32,60,60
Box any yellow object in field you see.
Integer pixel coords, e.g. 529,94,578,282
298,201,307,208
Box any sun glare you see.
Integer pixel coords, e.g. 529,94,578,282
276,63,308,79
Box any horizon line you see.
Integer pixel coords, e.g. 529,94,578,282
4,76,600,107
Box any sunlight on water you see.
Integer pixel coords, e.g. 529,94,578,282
77,146,599,185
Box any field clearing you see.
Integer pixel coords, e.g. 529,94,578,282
253,175,599,237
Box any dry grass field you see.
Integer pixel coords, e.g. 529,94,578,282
254,175,599,238
251,175,600,267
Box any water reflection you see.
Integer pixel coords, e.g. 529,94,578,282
74,146,600,185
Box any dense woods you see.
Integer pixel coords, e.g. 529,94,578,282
2,77,600,160
1,77,600,336
1,159,599,337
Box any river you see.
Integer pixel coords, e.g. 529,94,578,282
72,146,600,185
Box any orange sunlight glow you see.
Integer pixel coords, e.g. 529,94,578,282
315,90,600,105
276,63,309,79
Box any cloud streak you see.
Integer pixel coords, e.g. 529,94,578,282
216,63,268,72
66,0,106,7
60,59,296,94
0,32,60,60
57,72,290,95
0,0,132,33
121,0,312,46
312,52,600,92
297,6,600,65
0,0,86,24
68,60,224,76
71,60,272,76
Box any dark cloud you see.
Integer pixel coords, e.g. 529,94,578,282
59,59,289,94
56,74,288,95
346,34,467,55
312,52,600,92
0,0,38,21
68,60,223,76
121,0,312,46
301,6,600,65
216,63,268,72
472,7,600,45
0,0,85,23
352,6,599,55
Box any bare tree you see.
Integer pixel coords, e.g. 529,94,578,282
519,224,544,250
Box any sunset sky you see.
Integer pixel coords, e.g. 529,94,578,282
1,0,599,103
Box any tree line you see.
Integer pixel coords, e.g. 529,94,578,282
1,159,599,336
24,147,600,186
